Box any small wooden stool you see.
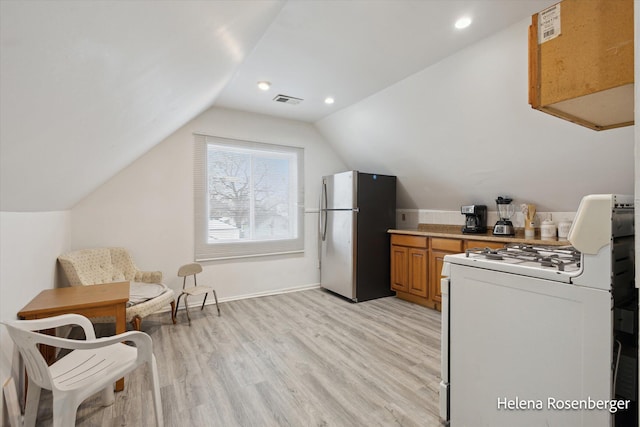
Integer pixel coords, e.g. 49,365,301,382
175,263,220,325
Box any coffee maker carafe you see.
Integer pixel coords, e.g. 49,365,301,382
461,205,487,234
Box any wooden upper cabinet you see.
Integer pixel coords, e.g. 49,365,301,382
529,0,634,130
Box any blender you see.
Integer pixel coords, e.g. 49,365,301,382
493,196,515,236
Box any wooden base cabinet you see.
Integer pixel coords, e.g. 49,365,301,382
430,240,506,307
408,248,428,297
391,235,468,310
391,235,507,311
390,244,409,293
390,235,433,308
429,238,463,310
429,250,448,309
464,240,506,251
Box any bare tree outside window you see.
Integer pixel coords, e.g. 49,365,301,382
194,134,304,260
207,145,294,243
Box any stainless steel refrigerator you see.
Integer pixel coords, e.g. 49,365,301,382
319,171,396,302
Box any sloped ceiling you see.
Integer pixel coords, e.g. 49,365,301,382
315,20,635,212
0,0,561,212
215,0,557,122
0,0,284,211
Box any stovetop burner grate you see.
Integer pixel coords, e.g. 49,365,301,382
465,243,581,272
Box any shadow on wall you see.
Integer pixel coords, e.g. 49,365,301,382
396,176,468,210
55,260,70,288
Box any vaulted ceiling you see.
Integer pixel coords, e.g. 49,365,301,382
1,0,562,211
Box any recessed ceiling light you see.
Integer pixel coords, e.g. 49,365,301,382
454,16,472,30
324,97,335,105
257,81,271,91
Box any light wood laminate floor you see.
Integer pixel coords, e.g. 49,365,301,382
34,288,443,426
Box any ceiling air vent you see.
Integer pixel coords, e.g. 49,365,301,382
273,94,303,105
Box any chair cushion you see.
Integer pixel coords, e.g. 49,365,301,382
109,248,138,282
128,282,168,307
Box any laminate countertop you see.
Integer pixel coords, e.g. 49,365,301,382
388,224,570,247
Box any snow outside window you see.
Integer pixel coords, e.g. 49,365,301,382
194,134,304,260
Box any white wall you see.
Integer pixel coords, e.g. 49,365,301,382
0,211,71,422
70,107,347,302
316,18,635,213
395,208,575,231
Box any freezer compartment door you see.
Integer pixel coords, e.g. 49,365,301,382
323,171,356,210
320,210,356,299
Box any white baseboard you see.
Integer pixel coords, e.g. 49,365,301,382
157,283,321,313
215,283,321,304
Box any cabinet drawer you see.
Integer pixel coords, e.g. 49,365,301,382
465,240,506,251
391,234,427,248
431,238,463,252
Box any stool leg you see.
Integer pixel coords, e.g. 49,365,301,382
212,289,220,316
184,295,191,326
170,300,176,324
174,293,184,319
201,293,208,310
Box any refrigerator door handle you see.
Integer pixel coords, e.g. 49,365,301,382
321,181,328,241
322,210,327,241
318,186,323,238
317,190,322,269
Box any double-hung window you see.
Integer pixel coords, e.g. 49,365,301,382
194,134,304,260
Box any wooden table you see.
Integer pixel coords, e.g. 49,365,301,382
18,282,130,391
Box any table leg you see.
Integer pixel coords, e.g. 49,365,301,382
40,328,57,364
115,304,125,391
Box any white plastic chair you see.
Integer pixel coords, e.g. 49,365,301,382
174,263,220,325
2,314,163,427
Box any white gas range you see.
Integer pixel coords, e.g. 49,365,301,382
440,194,636,427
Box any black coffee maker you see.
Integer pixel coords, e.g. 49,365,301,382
461,205,488,234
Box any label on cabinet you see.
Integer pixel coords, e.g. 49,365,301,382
539,3,561,44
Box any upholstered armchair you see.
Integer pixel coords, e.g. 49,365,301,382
58,248,175,330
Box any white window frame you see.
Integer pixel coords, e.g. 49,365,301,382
194,134,304,261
